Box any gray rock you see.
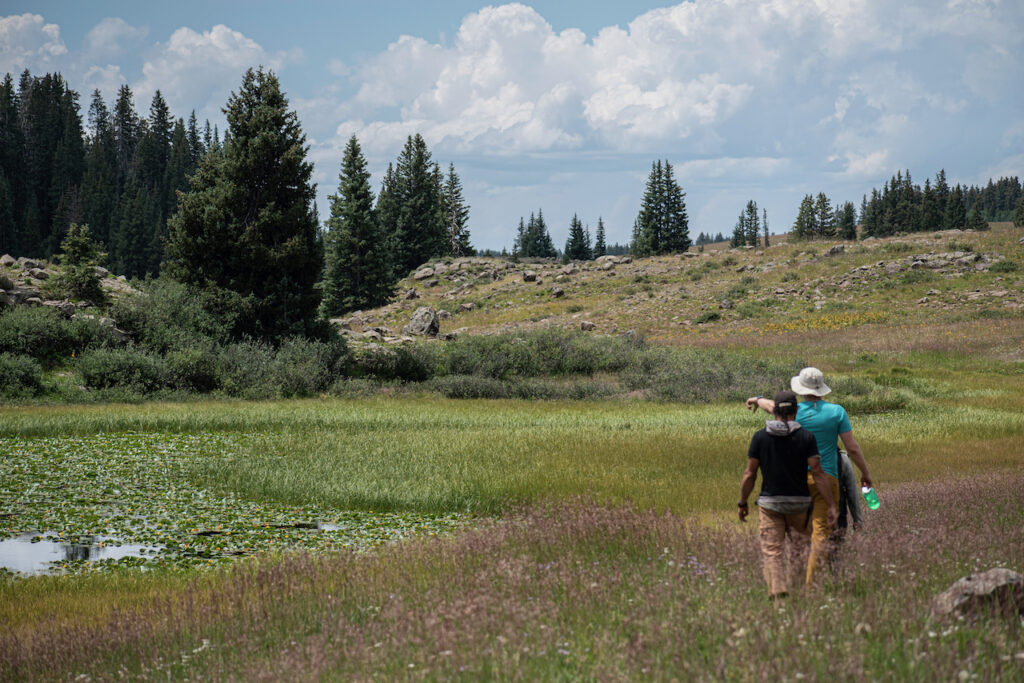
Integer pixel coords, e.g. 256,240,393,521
433,263,449,275
437,309,452,320
885,262,903,276
580,321,596,331
551,287,564,298
619,256,632,264
826,245,845,257
0,254,15,267
24,296,43,306
932,568,1024,620
362,330,384,341
523,270,537,282
28,268,49,280
561,264,578,275
18,258,40,269
401,306,440,337
599,261,615,271
595,255,619,265
93,266,109,278
459,302,476,312
719,299,733,310
425,279,440,288
413,267,435,281
403,288,419,300
43,300,77,317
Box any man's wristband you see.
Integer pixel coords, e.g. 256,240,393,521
737,501,748,508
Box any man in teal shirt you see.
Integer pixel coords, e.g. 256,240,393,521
746,367,874,585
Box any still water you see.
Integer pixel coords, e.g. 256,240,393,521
0,534,158,575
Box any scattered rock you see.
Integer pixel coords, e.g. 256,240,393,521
459,302,476,313
28,268,49,280
599,261,615,271
433,263,449,275
885,262,903,276
551,287,564,298
437,309,452,320
413,267,435,281
93,266,109,278
719,299,733,310
561,264,578,275
580,321,596,331
0,254,15,267
523,270,537,282
917,297,929,304
401,306,440,337
826,245,845,257
425,279,439,288
932,568,1024,620
403,288,419,300
18,258,40,269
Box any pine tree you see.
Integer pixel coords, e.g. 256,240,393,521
934,169,950,228
791,195,815,239
730,212,745,248
1015,195,1024,228
111,85,139,184
634,159,690,256
165,67,323,341
945,184,967,231
966,204,989,231
762,209,770,248
593,216,606,258
743,200,760,246
515,210,557,258
321,135,393,315
920,178,941,232
386,134,446,275
0,169,15,253
186,110,203,168
563,213,591,261
81,89,118,248
814,193,835,238
837,201,857,240
440,162,472,257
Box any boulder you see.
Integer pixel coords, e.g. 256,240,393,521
561,264,578,275
884,262,903,276
826,245,845,257
433,263,449,275
599,261,615,271
437,309,452,320
413,267,435,281
595,255,619,265
551,287,565,298
459,302,476,312
0,254,15,267
401,306,440,337
403,288,419,300
28,268,49,280
426,279,440,288
719,299,733,310
93,266,110,278
619,256,632,264
18,258,40,269
580,321,596,331
523,270,537,282
932,568,1024,620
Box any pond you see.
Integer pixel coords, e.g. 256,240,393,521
0,432,469,576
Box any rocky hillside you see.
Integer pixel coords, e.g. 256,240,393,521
337,224,1024,352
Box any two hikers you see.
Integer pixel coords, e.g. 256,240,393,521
739,390,836,599
741,367,875,594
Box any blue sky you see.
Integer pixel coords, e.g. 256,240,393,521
2,1,1022,250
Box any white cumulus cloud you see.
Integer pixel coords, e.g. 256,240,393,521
0,13,66,75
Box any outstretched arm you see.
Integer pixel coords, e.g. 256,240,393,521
840,430,873,489
745,396,775,415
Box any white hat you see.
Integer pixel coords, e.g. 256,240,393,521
790,367,831,397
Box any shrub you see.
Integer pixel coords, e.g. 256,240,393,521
0,353,44,397
694,310,720,324
77,347,170,392
0,274,13,290
0,307,120,366
166,347,221,393
621,349,802,402
110,277,238,353
270,337,349,397
215,340,277,398
989,260,1019,273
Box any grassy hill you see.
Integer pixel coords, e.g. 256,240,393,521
347,223,1022,360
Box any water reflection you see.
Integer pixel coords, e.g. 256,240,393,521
0,534,159,575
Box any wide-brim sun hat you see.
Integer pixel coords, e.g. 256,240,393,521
791,366,831,397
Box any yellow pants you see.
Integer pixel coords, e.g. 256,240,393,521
806,471,840,586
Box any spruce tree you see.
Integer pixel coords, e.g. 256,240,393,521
441,162,472,257
966,204,989,231
387,134,445,275
165,67,323,341
743,200,760,246
0,169,14,253
762,208,770,247
593,216,606,258
321,135,393,315
1014,195,1024,228
563,213,591,261
791,195,815,239
635,159,689,255
945,184,967,231
814,193,835,238
838,201,857,240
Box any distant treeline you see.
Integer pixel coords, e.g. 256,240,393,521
859,170,1021,237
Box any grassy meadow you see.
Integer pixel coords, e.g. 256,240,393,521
2,224,1024,679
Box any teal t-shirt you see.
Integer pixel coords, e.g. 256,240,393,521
795,399,852,478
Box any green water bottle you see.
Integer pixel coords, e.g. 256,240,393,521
861,486,880,510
